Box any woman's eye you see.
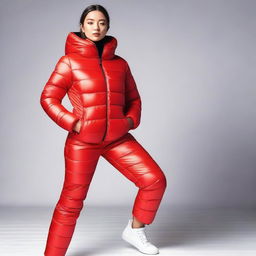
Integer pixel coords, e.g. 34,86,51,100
87,22,105,26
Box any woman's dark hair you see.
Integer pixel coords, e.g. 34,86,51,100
79,4,110,39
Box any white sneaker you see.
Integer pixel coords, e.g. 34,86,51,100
121,219,159,255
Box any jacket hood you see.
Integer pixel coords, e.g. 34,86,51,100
65,32,117,59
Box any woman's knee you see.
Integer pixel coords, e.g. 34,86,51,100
138,168,167,190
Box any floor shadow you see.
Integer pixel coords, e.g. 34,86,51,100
149,206,256,248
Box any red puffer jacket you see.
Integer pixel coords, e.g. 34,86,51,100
40,32,141,144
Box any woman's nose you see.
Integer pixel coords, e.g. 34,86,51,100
94,24,100,30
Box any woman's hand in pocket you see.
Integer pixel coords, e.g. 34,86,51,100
126,117,134,129
73,119,82,133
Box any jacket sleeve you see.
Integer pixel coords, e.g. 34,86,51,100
40,56,80,132
124,62,142,129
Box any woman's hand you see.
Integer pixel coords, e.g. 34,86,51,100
126,117,134,129
73,119,82,133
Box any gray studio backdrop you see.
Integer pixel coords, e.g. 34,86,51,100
0,0,255,208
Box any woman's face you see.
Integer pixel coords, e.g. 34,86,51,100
80,10,108,41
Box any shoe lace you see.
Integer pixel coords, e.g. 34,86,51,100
136,229,150,245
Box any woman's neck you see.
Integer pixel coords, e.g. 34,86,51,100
93,37,106,57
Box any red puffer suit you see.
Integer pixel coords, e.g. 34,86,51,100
40,32,167,256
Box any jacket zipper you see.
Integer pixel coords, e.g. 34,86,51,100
95,46,108,141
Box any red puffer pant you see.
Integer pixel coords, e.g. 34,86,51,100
44,132,167,256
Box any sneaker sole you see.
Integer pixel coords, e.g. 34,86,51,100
122,231,159,255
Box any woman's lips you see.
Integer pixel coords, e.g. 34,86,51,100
93,33,100,36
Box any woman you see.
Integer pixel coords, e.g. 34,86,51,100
40,4,167,256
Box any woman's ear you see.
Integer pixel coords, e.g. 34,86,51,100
80,24,84,33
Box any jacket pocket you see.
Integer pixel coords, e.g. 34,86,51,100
75,106,87,135
118,116,131,136
76,116,84,134
70,115,85,137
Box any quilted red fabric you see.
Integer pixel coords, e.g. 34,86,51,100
41,32,167,256
40,32,141,143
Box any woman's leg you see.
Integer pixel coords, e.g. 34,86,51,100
101,133,167,225
132,216,145,228
44,136,102,256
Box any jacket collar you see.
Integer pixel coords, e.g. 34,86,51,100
65,32,117,59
